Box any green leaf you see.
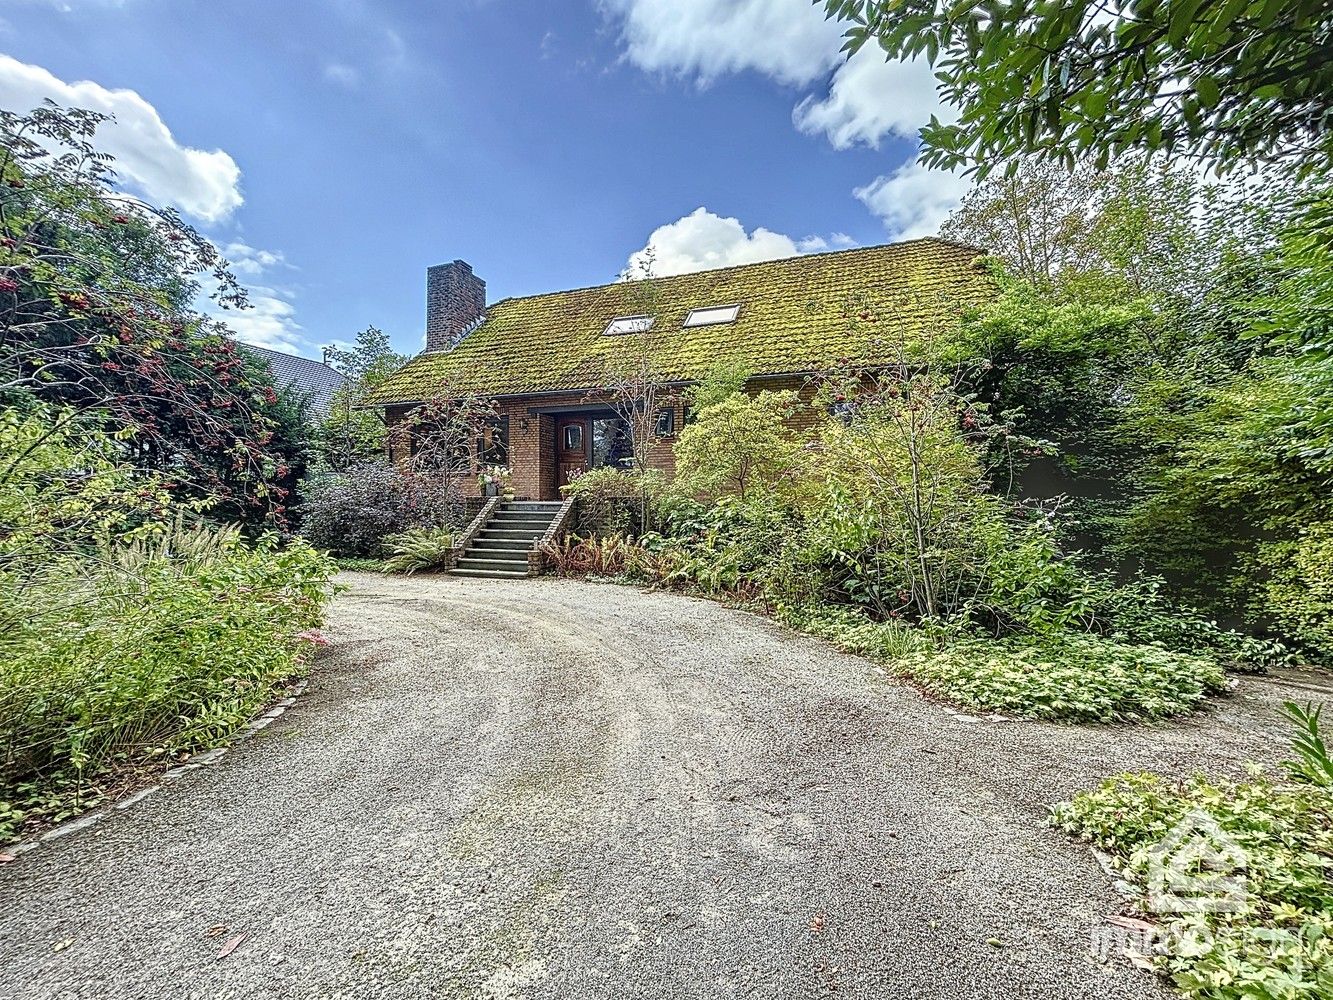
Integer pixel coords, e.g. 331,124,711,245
1196,75,1221,109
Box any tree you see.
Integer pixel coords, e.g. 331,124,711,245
823,0,1333,177
673,390,805,503
0,102,303,525
318,325,406,472
940,155,1238,303
797,306,1034,620
1119,189,1333,650
944,157,1287,471
601,254,679,475
686,357,751,415
941,158,1103,287
397,378,500,527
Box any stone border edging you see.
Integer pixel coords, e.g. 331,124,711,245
2,679,309,863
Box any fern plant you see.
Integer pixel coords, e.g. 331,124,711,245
382,527,454,575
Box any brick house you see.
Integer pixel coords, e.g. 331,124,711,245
368,238,990,503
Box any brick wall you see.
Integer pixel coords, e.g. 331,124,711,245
384,404,413,464
756,375,825,435
425,261,486,353
381,380,825,500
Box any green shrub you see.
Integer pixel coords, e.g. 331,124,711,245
382,527,454,574
780,599,1228,722
1085,573,1288,673
980,516,1283,672
640,495,794,597
685,357,752,413
1051,771,1333,998
792,374,1005,620
300,461,454,557
671,389,807,503
1258,522,1333,664
0,411,338,843
778,604,939,660
898,633,1228,722
0,530,335,841
562,467,663,537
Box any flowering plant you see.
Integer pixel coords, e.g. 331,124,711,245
478,465,513,497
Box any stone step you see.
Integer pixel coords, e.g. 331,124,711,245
489,516,554,529
450,567,529,580
478,528,546,542
503,503,563,513
457,555,530,571
469,538,533,553
460,546,528,561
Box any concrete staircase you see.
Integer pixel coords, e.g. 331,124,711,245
452,501,563,579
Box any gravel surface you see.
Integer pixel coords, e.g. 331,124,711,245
3,571,1328,1000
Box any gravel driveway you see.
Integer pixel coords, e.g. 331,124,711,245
3,572,1326,1000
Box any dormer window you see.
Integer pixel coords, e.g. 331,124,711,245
603,314,655,336
683,304,741,328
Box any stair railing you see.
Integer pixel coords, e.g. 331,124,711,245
449,496,502,571
528,496,576,575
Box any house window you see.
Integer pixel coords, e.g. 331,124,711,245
683,304,741,328
407,419,471,471
655,406,675,437
603,314,655,336
477,415,509,466
828,399,856,425
593,415,634,468
562,423,583,452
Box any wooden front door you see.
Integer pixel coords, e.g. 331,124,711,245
556,416,589,488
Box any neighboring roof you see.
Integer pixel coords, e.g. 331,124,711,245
369,237,991,405
246,345,347,416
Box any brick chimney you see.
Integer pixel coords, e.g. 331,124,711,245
425,260,486,352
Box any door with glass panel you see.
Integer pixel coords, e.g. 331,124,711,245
556,416,589,487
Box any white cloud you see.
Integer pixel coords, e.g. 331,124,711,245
793,48,947,149
795,232,857,253
323,63,361,89
598,3,961,246
599,1,948,148
627,206,852,277
206,283,304,354
597,0,840,86
221,241,292,277
199,242,304,353
0,55,242,222
854,160,972,240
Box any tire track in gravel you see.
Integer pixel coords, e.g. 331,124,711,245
5,572,1315,999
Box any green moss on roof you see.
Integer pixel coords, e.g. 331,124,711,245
369,238,992,404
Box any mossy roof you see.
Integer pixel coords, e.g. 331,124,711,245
368,237,991,405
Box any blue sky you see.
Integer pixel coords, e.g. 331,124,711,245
0,0,964,357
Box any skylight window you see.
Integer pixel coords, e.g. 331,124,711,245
603,314,655,336
683,304,741,328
